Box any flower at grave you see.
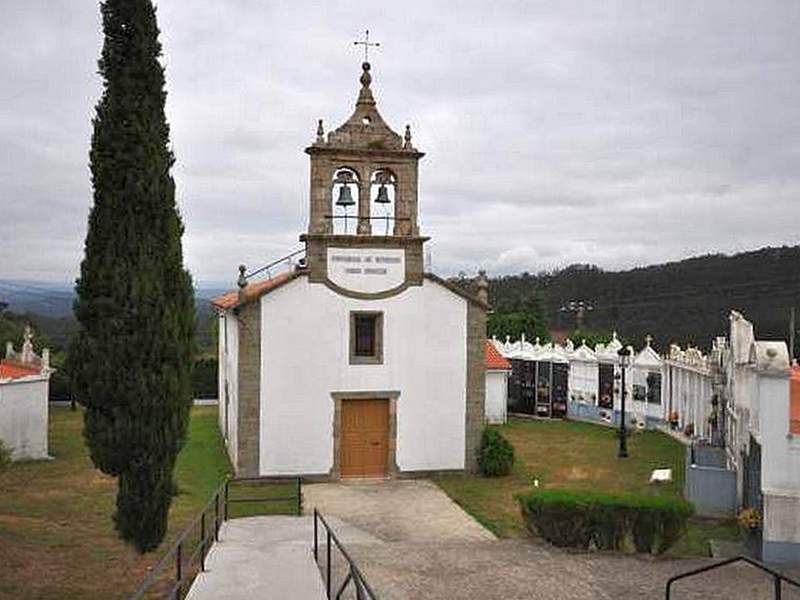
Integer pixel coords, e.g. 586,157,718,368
737,508,761,531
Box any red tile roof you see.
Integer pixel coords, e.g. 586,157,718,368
211,271,299,310
486,341,511,370
791,366,800,434
0,360,40,380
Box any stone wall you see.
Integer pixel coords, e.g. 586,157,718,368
236,300,261,477
465,302,487,473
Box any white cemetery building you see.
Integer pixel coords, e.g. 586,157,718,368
662,341,719,439
495,332,668,428
0,326,52,461
484,341,511,424
213,61,488,479
723,311,800,563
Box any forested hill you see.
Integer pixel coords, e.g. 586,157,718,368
489,245,800,352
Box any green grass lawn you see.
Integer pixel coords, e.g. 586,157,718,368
435,418,739,555
0,406,232,600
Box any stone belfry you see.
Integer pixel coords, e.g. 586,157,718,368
301,59,428,293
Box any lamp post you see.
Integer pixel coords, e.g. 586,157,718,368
617,346,630,458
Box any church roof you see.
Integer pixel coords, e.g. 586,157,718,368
211,270,300,310
0,360,41,380
485,341,511,371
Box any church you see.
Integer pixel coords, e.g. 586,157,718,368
212,60,488,479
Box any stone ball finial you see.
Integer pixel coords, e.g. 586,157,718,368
404,124,412,149
237,264,248,289
360,62,372,87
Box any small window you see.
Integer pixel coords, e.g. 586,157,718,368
350,312,383,364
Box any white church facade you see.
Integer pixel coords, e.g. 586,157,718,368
213,61,487,479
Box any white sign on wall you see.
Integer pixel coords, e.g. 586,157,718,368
327,247,405,294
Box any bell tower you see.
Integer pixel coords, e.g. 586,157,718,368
301,60,429,297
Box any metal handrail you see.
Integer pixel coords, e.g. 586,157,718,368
129,480,227,600
313,508,378,600
129,476,302,600
665,555,800,599
241,248,306,283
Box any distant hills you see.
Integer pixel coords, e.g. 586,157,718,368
489,245,800,352
0,281,227,352
2,245,798,355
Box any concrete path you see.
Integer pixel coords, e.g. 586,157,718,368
303,479,495,543
185,516,327,600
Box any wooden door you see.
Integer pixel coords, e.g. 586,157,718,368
341,399,389,478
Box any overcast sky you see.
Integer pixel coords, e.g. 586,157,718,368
2,1,799,286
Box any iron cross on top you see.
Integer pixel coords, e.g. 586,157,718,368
354,29,380,62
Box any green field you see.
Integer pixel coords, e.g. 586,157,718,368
0,406,232,600
435,418,738,555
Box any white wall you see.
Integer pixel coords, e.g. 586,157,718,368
761,375,800,496
259,276,468,476
0,377,49,460
568,360,598,404
759,371,800,553
485,370,508,424
217,312,239,468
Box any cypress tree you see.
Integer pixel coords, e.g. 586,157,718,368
72,0,195,553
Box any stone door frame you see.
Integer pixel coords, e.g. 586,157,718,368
330,390,400,479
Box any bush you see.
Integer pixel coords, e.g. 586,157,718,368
0,440,11,472
519,489,693,554
478,428,515,477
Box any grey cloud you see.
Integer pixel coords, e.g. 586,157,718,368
1,1,799,285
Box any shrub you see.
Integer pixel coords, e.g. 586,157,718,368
0,440,11,472
478,428,515,477
519,489,693,554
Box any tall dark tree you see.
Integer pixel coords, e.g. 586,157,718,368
72,0,195,553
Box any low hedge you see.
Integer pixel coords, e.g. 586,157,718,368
518,489,693,554
477,428,515,477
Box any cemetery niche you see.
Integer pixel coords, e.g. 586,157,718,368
494,333,668,429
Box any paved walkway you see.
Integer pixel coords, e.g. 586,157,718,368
185,516,327,600
303,479,495,543
303,479,800,600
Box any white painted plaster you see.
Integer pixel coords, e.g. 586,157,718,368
0,376,49,460
217,312,239,468
485,370,508,424
258,276,468,476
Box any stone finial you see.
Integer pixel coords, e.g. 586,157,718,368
42,348,50,370
360,61,372,87
21,324,34,364
237,265,248,302
404,124,413,149
5,341,12,359
645,334,653,348
316,119,325,143
356,62,376,106
476,270,489,304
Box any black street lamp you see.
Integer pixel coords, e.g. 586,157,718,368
617,346,630,458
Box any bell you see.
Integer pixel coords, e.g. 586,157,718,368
374,184,391,204
336,184,355,208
